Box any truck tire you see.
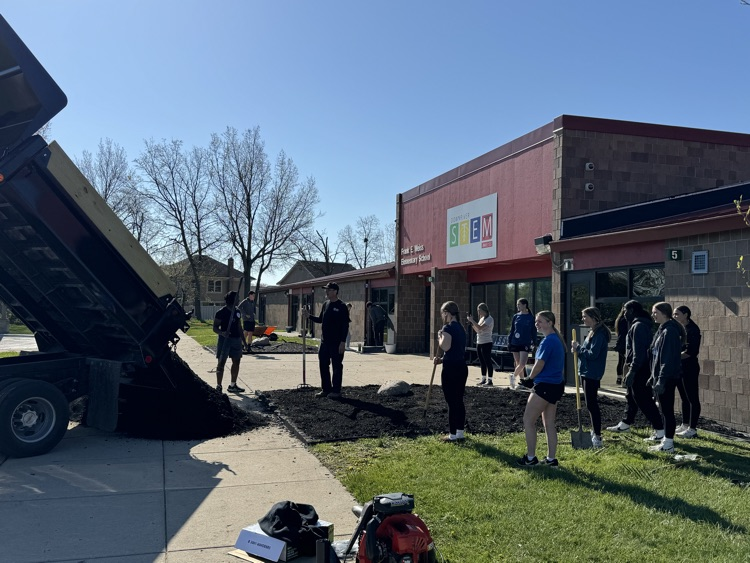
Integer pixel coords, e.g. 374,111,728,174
0,379,69,458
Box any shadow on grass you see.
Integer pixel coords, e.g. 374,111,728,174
468,439,745,533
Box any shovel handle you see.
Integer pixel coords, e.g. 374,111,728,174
572,328,581,411
422,362,438,418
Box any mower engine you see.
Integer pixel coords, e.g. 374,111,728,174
352,493,436,563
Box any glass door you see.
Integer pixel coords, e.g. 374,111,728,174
565,272,594,383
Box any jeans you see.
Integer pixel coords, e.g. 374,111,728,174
318,341,344,393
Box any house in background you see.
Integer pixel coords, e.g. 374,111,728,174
163,256,247,320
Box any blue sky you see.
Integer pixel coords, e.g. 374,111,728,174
3,2,750,282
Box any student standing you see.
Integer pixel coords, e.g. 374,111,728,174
674,305,702,438
304,282,350,399
434,301,468,442
571,307,610,448
614,307,629,386
516,311,565,467
607,300,665,440
213,291,246,394
648,302,686,453
508,298,535,389
467,303,494,386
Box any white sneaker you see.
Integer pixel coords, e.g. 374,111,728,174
644,430,665,442
592,434,603,448
675,423,689,434
606,421,630,432
509,375,516,389
648,438,674,453
678,427,698,439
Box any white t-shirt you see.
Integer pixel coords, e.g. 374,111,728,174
476,315,494,345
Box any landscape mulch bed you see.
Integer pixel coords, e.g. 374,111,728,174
260,384,746,444
80,342,745,444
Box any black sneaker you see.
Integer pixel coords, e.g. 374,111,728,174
541,457,559,466
215,385,222,393
227,383,245,393
485,380,493,386
516,455,539,466
315,391,329,398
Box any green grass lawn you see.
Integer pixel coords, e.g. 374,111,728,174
6,324,32,335
313,430,750,562
185,319,309,347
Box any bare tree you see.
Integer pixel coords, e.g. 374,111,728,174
338,215,386,268
292,228,346,275
135,139,221,318
76,138,161,252
208,127,320,293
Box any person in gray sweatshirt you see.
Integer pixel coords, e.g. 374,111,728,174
607,300,664,438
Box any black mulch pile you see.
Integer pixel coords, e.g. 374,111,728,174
261,384,747,444
115,352,269,440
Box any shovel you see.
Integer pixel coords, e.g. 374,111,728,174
422,362,438,418
571,328,593,449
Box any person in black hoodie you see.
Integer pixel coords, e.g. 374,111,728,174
673,305,702,438
606,300,664,438
647,302,687,453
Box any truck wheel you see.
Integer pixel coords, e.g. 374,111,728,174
0,380,69,458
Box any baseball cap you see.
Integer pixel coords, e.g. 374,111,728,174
322,282,339,291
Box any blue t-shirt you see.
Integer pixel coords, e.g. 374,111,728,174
534,332,565,384
441,320,466,363
509,313,535,346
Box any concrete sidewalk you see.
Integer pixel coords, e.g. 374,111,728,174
0,336,478,563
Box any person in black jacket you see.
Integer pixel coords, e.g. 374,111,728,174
648,302,686,453
614,306,629,386
606,300,664,438
213,291,246,394
304,282,350,399
674,305,702,438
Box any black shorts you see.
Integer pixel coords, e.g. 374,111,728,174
243,321,256,332
508,344,530,353
534,381,565,404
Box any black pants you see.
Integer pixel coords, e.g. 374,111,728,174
616,352,626,377
477,342,493,377
318,341,344,393
678,361,701,428
441,361,468,434
582,377,601,435
623,364,663,430
657,378,678,439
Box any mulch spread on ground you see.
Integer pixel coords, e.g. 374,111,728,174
261,384,746,444
79,342,744,444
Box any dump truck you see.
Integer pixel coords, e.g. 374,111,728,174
0,16,191,457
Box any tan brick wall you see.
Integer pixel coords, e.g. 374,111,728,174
665,227,750,433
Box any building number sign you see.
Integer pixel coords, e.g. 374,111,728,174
668,249,682,261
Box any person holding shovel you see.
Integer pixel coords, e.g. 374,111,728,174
433,301,468,442
516,311,565,467
571,307,611,448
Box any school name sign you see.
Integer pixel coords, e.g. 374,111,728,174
446,193,497,265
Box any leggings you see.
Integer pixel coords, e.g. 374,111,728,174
657,378,678,439
678,360,701,428
582,377,601,435
441,361,469,434
477,342,493,377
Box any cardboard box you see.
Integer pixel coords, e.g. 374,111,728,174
234,521,334,562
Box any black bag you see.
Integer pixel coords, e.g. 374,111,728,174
258,501,328,556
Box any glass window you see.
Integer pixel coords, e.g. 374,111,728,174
534,279,551,314
596,271,628,297
632,268,665,297
502,283,516,335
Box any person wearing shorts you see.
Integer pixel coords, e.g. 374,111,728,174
516,310,565,467
508,298,535,389
213,291,246,394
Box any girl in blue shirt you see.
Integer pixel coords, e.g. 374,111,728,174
508,298,535,389
517,311,565,467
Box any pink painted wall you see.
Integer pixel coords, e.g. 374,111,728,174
400,140,554,275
